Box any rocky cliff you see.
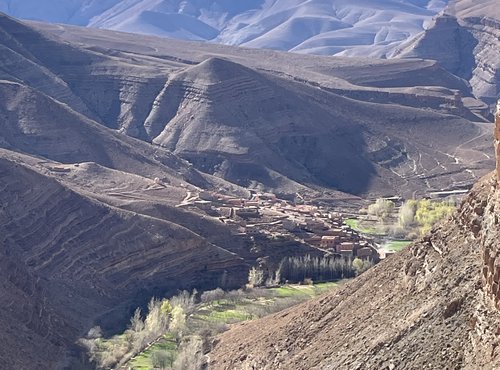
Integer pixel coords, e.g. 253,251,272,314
209,102,500,369
483,102,500,308
398,0,500,107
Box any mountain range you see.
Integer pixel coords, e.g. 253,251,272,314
0,1,499,368
0,0,447,57
5,12,494,198
2,0,498,105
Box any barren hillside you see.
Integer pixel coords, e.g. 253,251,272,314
209,171,500,370
208,105,500,369
0,149,248,369
0,0,447,57
1,13,494,197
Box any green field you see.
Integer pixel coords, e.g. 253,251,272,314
345,218,385,235
269,282,338,297
128,335,176,370
125,282,340,369
385,240,412,251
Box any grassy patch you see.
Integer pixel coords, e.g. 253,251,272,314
128,335,176,370
345,218,385,235
197,308,252,323
269,285,308,298
269,282,338,298
385,240,411,251
345,218,359,230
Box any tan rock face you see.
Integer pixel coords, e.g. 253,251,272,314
496,100,500,179
484,100,500,309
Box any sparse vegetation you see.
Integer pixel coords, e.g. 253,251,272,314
247,266,265,287
345,218,386,235
367,198,395,222
414,199,455,235
352,198,456,245
80,292,192,369
82,283,340,369
392,199,455,238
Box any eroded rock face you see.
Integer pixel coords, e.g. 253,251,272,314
483,101,500,307
0,151,247,369
495,101,500,179
398,1,500,106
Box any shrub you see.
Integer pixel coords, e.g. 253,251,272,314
398,200,417,228
169,306,187,337
248,267,265,287
87,326,102,339
130,308,144,333
367,198,395,222
200,288,225,304
170,290,197,314
173,337,204,370
352,258,373,276
151,350,173,369
389,224,408,239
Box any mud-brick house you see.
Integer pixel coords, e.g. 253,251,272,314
306,235,323,246
227,198,245,207
236,207,260,218
337,242,360,256
305,219,327,233
321,235,339,249
320,228,345,237
357,247,375,259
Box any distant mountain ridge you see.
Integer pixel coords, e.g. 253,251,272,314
0,11,492,198
0,0,448,57
397,0,500,105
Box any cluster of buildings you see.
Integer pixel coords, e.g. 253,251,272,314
181,190,379,262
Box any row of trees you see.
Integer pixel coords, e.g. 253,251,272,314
248,255,373,287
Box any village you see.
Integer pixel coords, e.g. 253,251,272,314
177,189,381,263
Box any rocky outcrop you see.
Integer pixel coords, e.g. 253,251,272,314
398,0,500,106
495,101,500,179
483,101,500,308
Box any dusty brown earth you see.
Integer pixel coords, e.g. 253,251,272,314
0,150,248,369
209,172,500,370
1,13,494,198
